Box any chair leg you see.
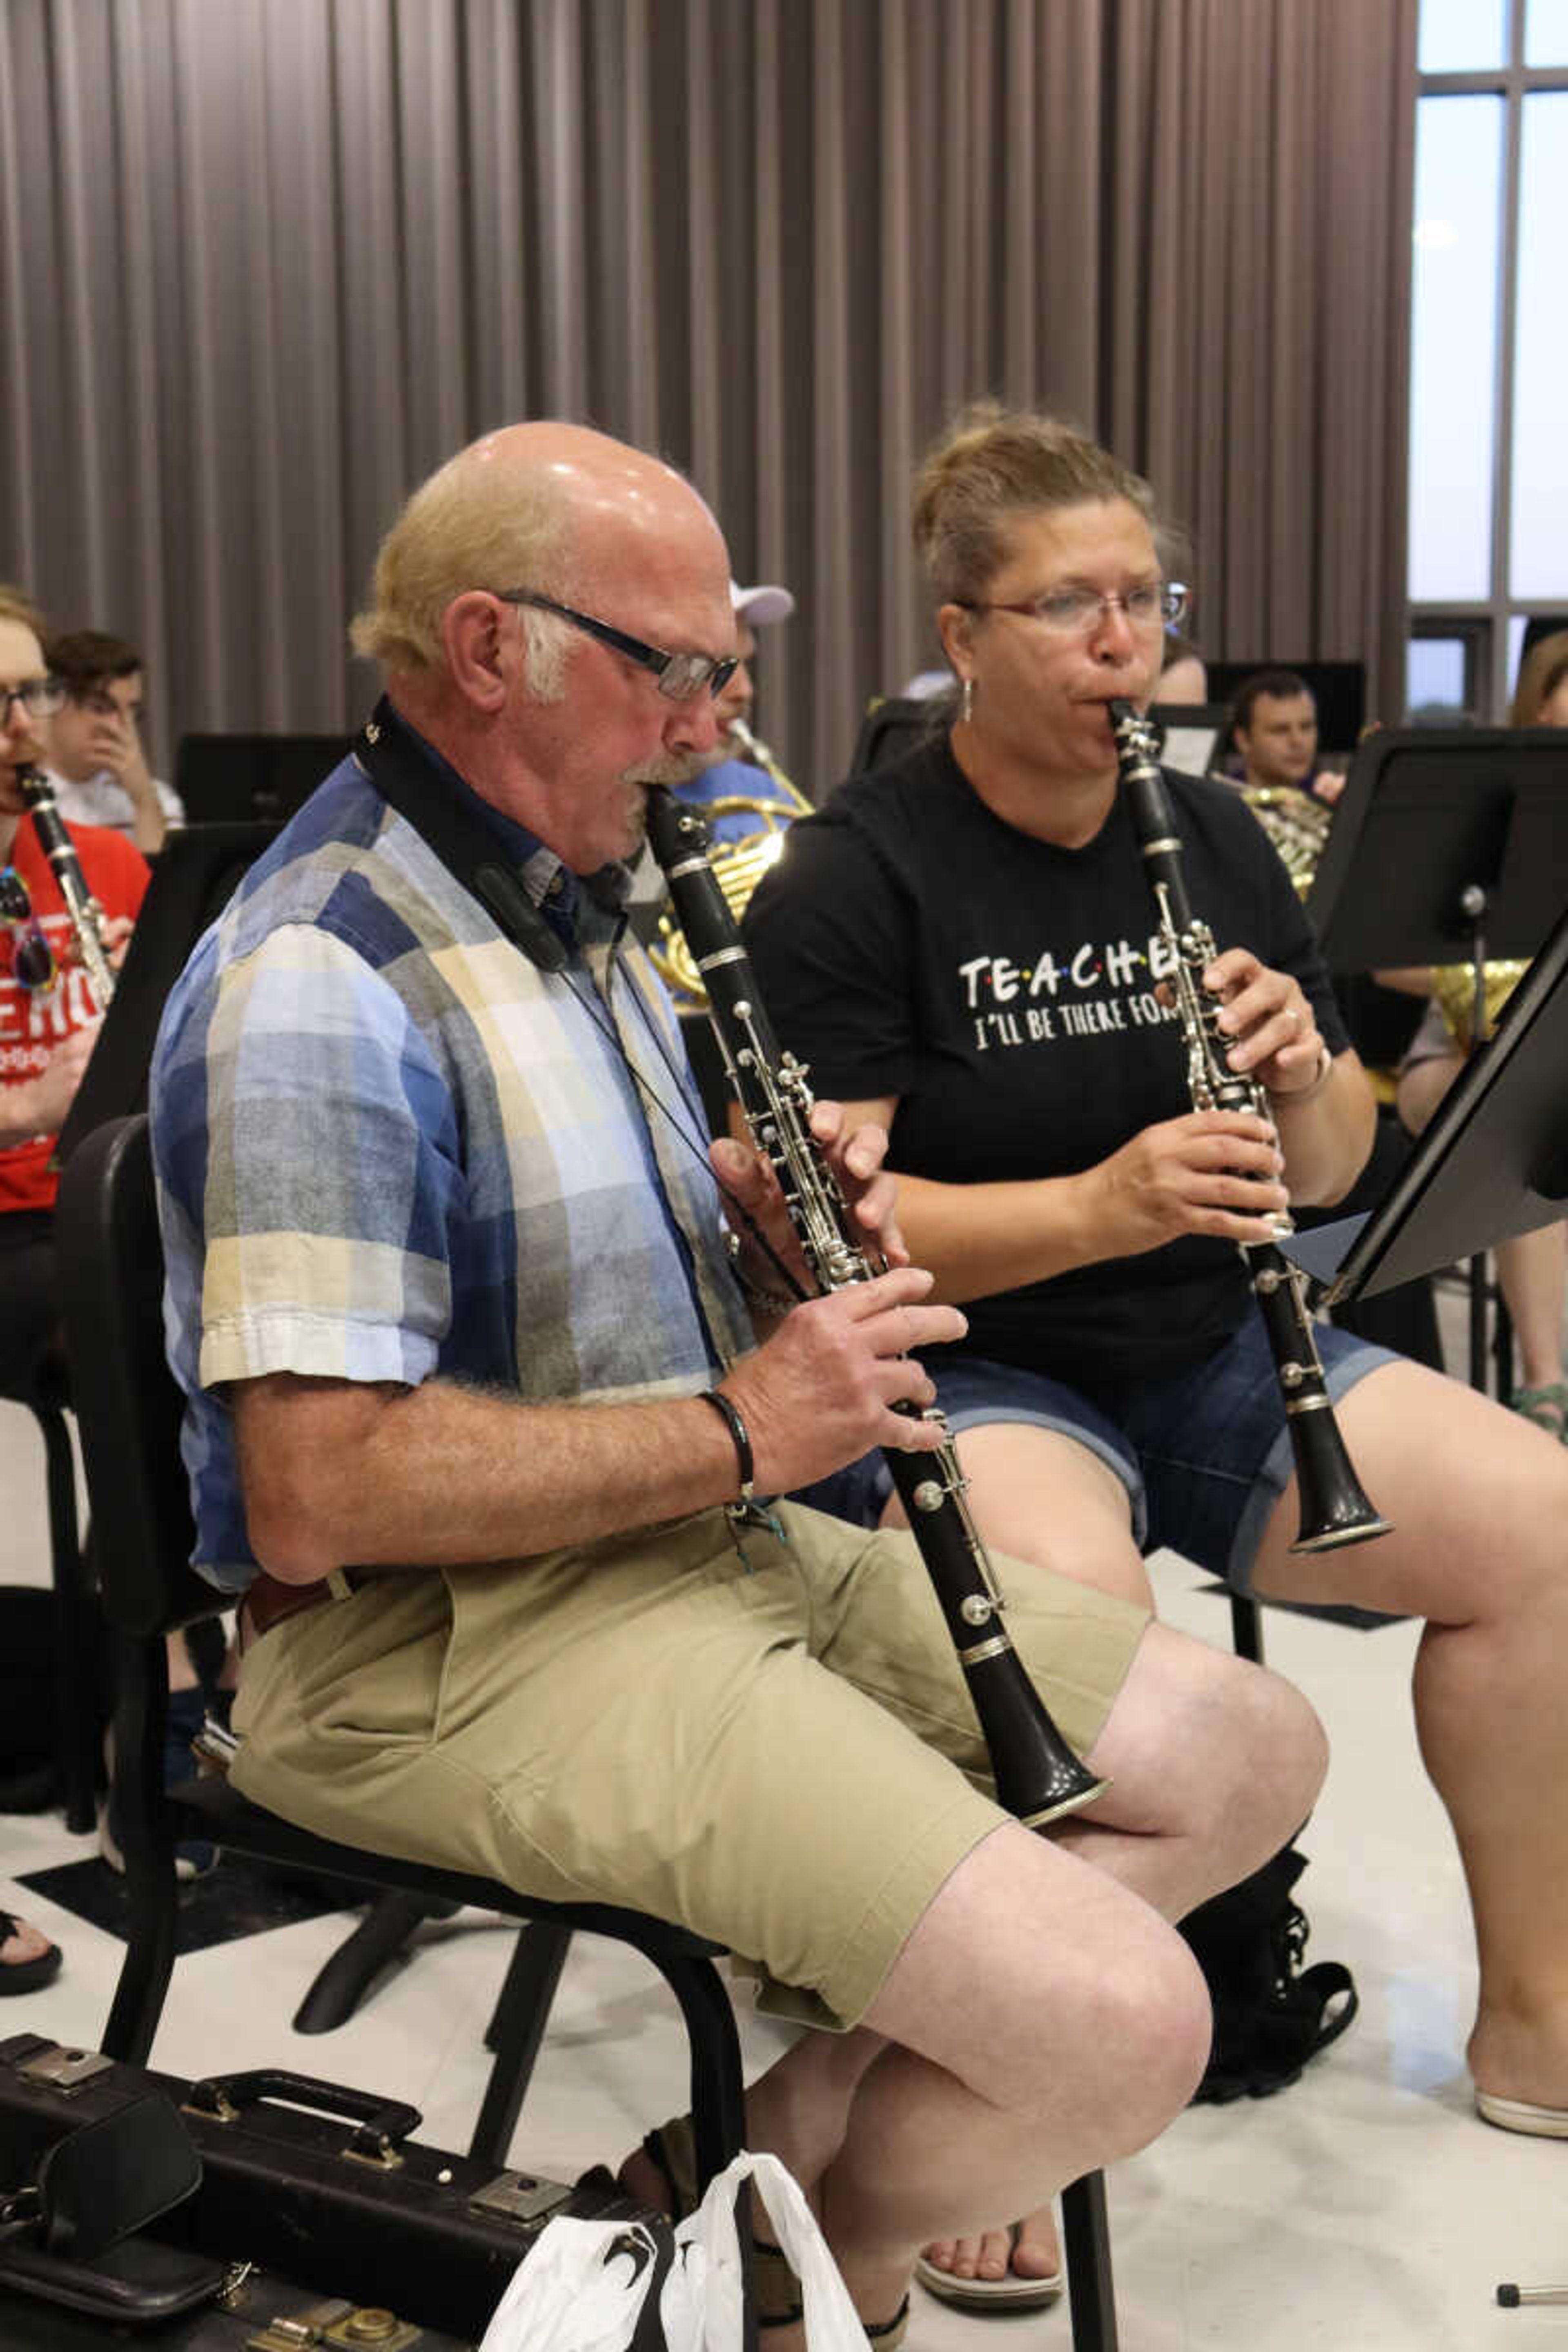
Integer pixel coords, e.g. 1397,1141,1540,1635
1061,2168,1119,2352
466,1923,572,2169
292,1889,438,2034
651,1953,747,2193
1229,1592,1265,1665
101,1634,179,2066
38,1405,98,1834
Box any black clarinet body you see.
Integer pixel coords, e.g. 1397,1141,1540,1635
646,786,1106,1826
1108,703,1390,1554
18,766,117,1009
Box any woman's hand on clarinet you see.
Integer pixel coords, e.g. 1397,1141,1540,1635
722,1265,967,1494
1201,948,1328,1101
1085,1109,1288,1256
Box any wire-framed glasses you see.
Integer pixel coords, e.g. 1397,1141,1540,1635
497,590,739,702
0,679,67,724
962,581,1189,637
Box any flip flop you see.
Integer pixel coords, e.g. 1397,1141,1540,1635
0,1908,62,1996
1510,1383,1568,1440
1477,2090,1568,2139
914,2220,1065,2311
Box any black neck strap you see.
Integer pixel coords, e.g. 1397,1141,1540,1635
354,696,568,973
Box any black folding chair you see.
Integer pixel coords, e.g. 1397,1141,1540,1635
54,1112,746,2187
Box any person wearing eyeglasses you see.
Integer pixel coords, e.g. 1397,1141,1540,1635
0,585,150,1991
743,402,1568,2306
149,420,1326,2352
38,629,184,858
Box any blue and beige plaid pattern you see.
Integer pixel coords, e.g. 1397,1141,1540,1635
152,746,755,1591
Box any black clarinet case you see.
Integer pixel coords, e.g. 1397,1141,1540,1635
0,2031,667,2347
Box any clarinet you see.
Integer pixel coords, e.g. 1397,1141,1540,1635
646,786,1107,1827
18,768,117,1009
1108,702,1390,1554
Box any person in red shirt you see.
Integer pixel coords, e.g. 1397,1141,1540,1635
1,586,148,1992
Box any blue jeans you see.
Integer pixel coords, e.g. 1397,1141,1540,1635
795,1310,1394,1595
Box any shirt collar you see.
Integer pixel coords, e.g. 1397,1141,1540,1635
381,701,635,944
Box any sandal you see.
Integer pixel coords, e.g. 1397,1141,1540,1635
0,1908,62,1996
632,2113,803,2328
1510,1383,1568,1440
914,2218,1064,2311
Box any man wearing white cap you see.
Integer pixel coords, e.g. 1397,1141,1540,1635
677,578,800,844
627,577,802,937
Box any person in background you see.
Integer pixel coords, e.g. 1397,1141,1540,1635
1154,629,1208,708
1,586,150,1985
670,579,803,843
1394,625,1568,1438
1229,666,1346,805
41,629,184,857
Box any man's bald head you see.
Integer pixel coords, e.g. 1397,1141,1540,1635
350,422,726,686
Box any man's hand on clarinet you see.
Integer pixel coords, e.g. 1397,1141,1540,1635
1202,948,1330,1101
721,1264,967,1495
711,1100,910,1306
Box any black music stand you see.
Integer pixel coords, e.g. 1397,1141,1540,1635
54,822,278,1164
1282,893,1568,1313
1302,727,1568,1384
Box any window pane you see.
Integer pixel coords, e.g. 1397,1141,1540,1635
1526,0,1568,64
1509,616,1529,704
1419,0,1506,71
1510,96,1568,599
1409,98,1503,602
1407,638,1468,719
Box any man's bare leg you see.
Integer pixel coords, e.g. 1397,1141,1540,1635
881,1426,1322,2295
625,1611,1325,2331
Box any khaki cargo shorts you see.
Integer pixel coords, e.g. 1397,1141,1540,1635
230,1501,1147,2031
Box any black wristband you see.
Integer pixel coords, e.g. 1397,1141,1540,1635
697,1388,755,1504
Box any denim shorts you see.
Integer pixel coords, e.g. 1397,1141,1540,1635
796,1311,1394,1595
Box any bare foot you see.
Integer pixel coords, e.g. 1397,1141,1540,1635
920,2201,1060,2286
0,1911,58,1976
1468,2016,1568,2114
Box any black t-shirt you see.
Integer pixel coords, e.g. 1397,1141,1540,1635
743,733,1350,1386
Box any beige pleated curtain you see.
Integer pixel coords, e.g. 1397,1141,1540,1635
0,0,1415,797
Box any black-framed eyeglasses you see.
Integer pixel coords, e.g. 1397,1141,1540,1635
0,679,67,725
497,590,739,703
960,581,1189,637
0,865,58,994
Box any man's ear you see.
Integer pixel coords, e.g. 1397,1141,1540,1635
442,592,511,713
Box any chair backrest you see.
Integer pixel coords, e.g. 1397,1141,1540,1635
174,733,349,825
55,821,278,1166
55,1113,218,1641
846,695,939,784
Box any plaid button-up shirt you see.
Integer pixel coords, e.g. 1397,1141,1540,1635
152,727,754,1592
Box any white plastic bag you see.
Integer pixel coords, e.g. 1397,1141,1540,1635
478,2149,866,2352
661,2150,865,2352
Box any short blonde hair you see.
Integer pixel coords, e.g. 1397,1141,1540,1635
350,444,574,693
1511,628,1568,727
912,402,1158,606
0,585,46,640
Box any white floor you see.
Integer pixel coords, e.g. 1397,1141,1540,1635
3,1315,1567,2350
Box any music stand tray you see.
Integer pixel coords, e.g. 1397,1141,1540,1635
1307,726,1568,971
1284,896,1568,1307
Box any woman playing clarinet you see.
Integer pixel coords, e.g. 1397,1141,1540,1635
746,403,1568,2308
